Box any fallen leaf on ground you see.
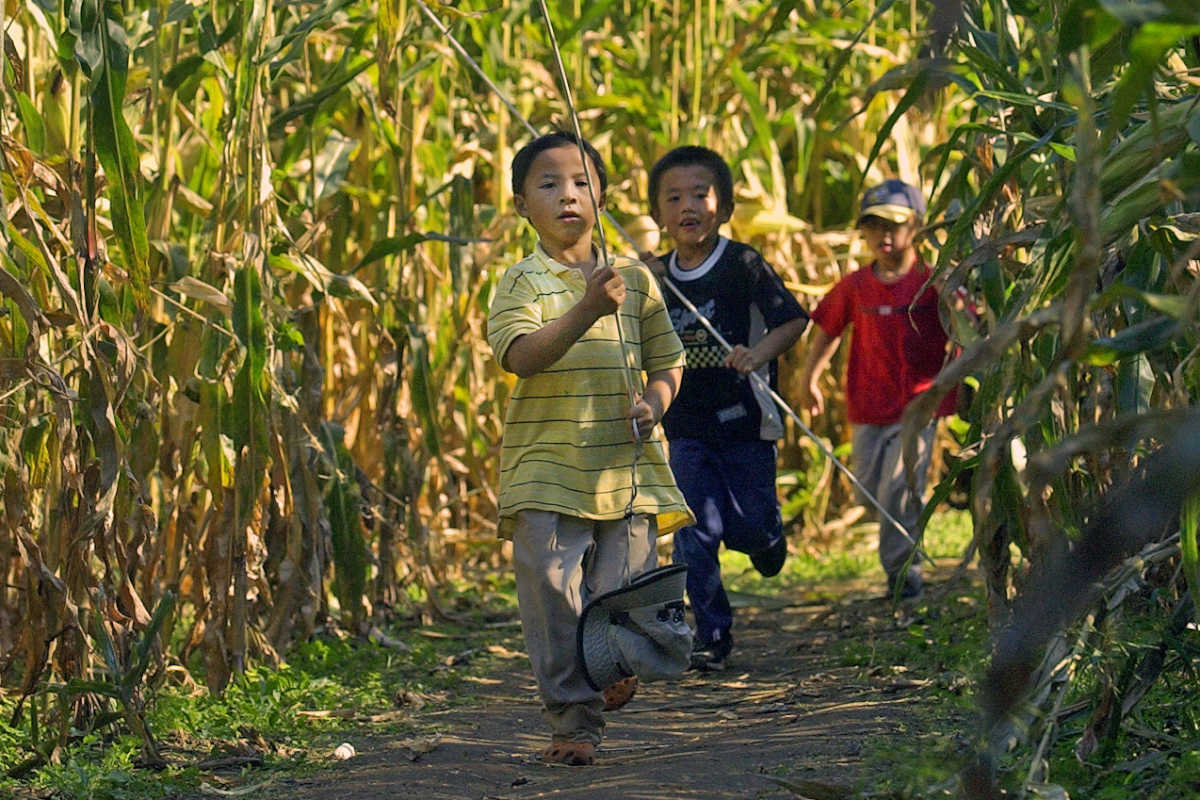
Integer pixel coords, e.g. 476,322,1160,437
882,679,932,693
360,710,410,723
296,709,356,719
486,644,523,658
393,689,428,709
439,649,476,668
199,778,276,797
368,626,412,652
391,735,441,761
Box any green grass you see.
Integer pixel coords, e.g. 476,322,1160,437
813,550,1200,800
722,505,973,597
0,588,524,800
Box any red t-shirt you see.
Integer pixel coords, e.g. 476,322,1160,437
811,262,956,425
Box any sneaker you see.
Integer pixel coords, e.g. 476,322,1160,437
886,570,923,600
689,634,732,671
749,535,787,578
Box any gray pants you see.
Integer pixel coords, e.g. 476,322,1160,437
512,510,657,745
852,422,935,577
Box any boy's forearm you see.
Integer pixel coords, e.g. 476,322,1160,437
798,326,837,384
752,317,809,365
502,303,600,378
643,367,682,421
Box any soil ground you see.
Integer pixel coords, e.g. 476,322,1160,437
262,563,974,800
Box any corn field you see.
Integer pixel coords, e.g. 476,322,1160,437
0,0,1198,791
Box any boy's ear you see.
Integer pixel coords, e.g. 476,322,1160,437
513,194,529,218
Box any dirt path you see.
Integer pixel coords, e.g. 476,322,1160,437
271,573,964,800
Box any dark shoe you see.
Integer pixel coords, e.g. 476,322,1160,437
750,535,787,577
689,634,732,671
886,570,923,600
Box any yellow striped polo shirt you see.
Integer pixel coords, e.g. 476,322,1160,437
487,244,694,539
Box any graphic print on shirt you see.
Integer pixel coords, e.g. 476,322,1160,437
659,238,807,442
669,299,728,369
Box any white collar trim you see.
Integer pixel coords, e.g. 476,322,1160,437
668,237,728,281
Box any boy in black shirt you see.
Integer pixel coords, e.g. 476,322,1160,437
649,146,809,670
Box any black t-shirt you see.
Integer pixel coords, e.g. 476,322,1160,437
658,237,808,441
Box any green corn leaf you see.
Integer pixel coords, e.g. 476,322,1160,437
560,0,618,41
1183,492,1200,623
971,89,1077,114
1103,23,1200,149
70,0,104,77
448,175,473,295
806,0,898,118
4,221,49,277
91,608,123,686
268,56,373,134
165,0,204,25
89,13,149,306
936,127,1058,270
1060,0,1122,54
272,253,379,307
350,234,429,273
1082,316,1181,366
162,54,208,90
231,266,269,515
321,423,368,622
1188,110,1200,146
123,591,176,691
0,255,48,334
261,0,357,75
196,377,232,488
313,131,358,200
1116,353,1155,415
862,69,929,183
1091,283,1189,320
729,63,774,169
407,324,441,459
58,679,123,699
14,92,46,153
232,266,266,371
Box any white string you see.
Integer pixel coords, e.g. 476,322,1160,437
414,0,926,561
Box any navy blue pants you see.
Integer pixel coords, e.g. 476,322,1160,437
669,438,782,645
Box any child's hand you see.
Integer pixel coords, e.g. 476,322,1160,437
639,252,667,278
628,394,662,441
581,264,626,321
798,380,825,417
723,345,763,377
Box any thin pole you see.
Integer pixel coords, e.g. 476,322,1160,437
413,0,926,558
533,0,641,436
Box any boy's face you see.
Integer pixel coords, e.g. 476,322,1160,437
859,215,917,265
654,165,729,252
513,145,603,252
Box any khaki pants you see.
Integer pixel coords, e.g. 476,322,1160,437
512,510,657,745
851,422,935,578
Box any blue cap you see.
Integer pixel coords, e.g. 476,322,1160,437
858,179,926,224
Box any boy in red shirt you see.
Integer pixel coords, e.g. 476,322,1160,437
798,180,955,599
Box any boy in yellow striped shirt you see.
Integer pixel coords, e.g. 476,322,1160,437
487,131,693,765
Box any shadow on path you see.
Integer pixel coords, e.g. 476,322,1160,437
277,578,957,800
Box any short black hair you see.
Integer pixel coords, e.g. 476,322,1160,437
648,146,735,220
511,130,608,197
